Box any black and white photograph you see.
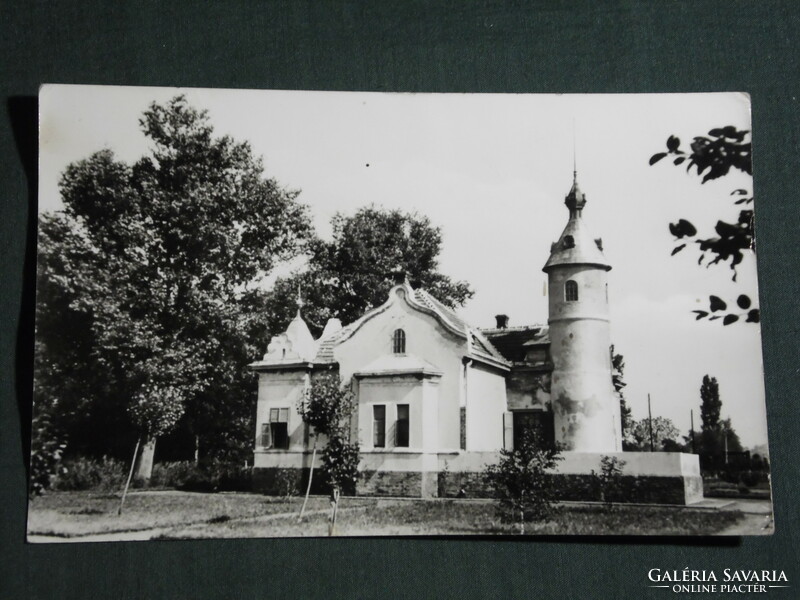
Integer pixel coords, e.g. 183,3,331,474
28,85,770,541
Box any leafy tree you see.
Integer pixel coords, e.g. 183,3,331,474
297,372,359,535
610,346,634,449
650,127,758,324
34,96,312,482
630,416,680,452
483,427,562,534
265,206,473,336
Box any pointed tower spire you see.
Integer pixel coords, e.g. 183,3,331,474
565,136,586,217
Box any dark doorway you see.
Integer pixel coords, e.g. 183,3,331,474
513,410,555,449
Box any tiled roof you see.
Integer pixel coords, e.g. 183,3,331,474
480,325,550,363
414,289,507,365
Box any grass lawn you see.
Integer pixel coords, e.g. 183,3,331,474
29,493,745,539
27,491,372,538
160,499,745,539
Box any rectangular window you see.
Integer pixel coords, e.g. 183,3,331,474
396,404,410,447
373,405,386,448
267,407,290,450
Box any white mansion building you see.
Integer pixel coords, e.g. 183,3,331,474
249,173,702,503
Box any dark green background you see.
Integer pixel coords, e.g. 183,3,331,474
2,2,798,598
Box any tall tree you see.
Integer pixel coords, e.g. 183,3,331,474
700,375,722,435
650,127,759,325
264,206,473,336
698,375,744,457
610,346,634,449
34,96,312,480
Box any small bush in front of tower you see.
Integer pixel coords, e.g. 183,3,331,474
483,427,563,534
590,455,627,508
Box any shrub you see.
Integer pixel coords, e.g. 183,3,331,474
28,408,67,497
176,459,252,493
274,469,301,498
150,461,198,489
483,427,563,534
590,455,627,507
55,456,127,492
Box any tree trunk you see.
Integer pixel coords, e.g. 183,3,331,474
328,487,340,537
299,440,317,519
133,435,156,485
194,434,200,466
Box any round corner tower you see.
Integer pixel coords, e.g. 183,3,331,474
543,171,621,452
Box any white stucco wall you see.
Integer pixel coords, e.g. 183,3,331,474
465,362,508,451
334,287,471,451
254,370,309,452
548,264,621,452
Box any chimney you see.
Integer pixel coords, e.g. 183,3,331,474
495,314,509,329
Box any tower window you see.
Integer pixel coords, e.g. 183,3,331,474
392,328,406,354
565,280,579,302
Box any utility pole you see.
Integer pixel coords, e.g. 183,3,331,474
690,409,696,454
724,430,729,465
647,393,654,452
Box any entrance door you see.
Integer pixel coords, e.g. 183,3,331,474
512,410,555,449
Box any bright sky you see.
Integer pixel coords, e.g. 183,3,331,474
39,85,768,449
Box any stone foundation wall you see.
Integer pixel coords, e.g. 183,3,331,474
253,467,328,496
438,472,701,504
357,470,438,497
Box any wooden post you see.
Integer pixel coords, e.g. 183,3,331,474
299,438,317,519
119,436,141,516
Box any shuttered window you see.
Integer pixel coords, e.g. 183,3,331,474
264,407,290,449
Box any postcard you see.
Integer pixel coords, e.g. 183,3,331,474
28,85,770,540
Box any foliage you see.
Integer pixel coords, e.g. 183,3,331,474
629,416,680,452
274,469,302,499
149,461,198,489
174,459,253,492
483,428,563,533
650,126,758,324
54,456,128,492
28,405,67,497
610,346,634,449
297,371,360,529
590,456,627,507
700,375,722,433
34,95,312,466
298,372,356,438
320,436,361,497
128,383,186,438
265,206,474,336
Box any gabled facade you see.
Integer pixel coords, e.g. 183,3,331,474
250,275,513,497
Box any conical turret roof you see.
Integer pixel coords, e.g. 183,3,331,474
543,172,611,272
